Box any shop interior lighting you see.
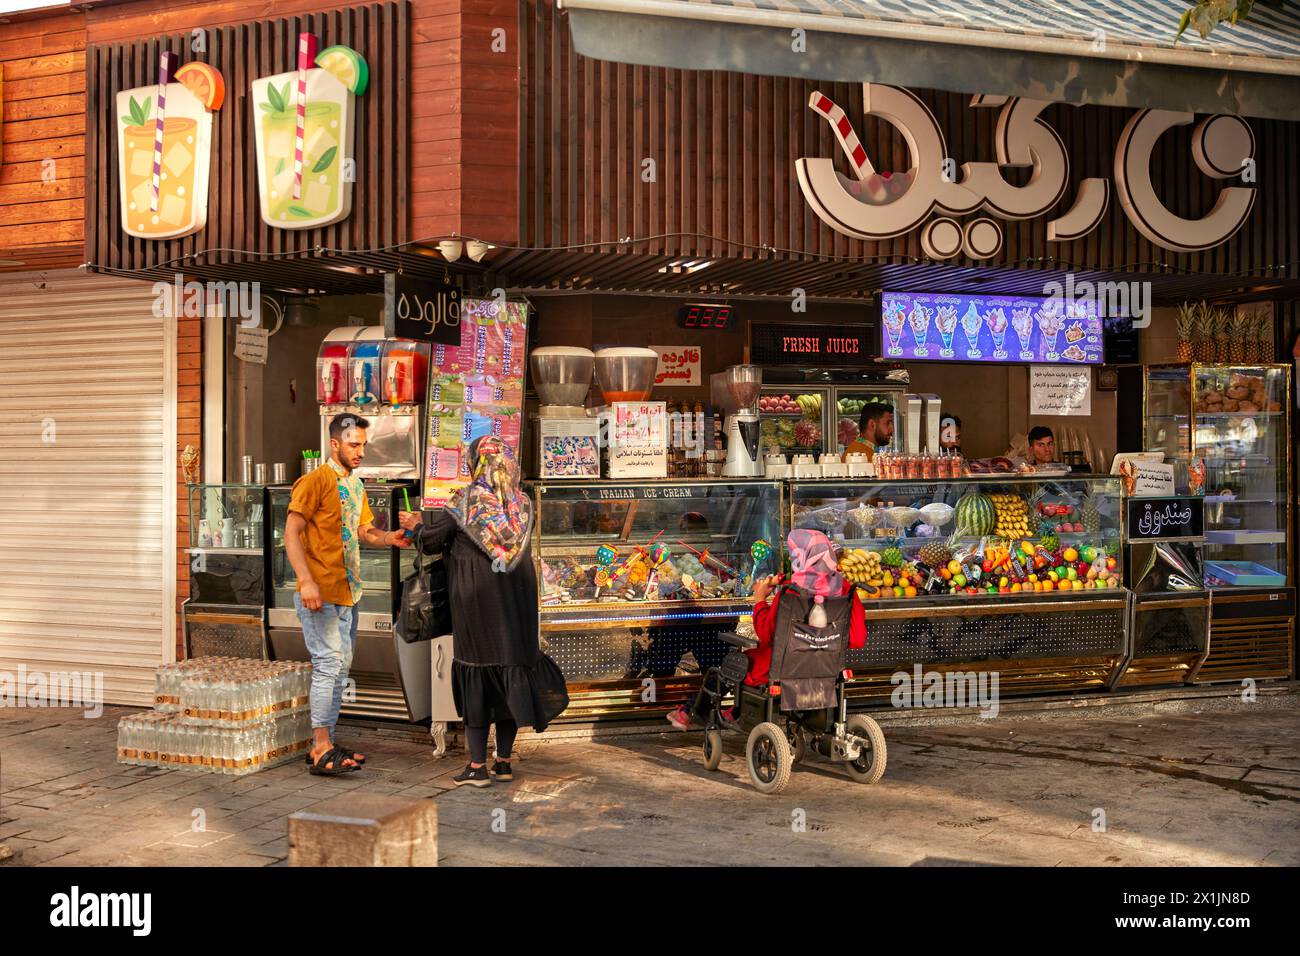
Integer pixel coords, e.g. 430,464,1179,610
658,259,713,275
466,240,494,262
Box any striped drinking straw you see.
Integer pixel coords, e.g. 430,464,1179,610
292,32,319,201
150,51,174,212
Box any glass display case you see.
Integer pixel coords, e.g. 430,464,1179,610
1145,364,1290,588
185,483,267,607
266,480,427,722
758,385,904,460
791,475,1125,604
532,480,784,623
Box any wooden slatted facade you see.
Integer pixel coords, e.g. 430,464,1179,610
502,0,1300,302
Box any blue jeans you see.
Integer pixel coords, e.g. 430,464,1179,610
294,595,358,732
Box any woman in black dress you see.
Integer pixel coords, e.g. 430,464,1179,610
399,436,566,787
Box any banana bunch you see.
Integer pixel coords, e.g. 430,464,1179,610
991,493,1031,540
796,393,823,418
838,547,882,585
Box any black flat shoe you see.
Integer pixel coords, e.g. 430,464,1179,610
489,760,514,781
452,763,491,788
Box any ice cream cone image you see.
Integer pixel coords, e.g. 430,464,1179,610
935,306,958,355
1037,305,1064,357
907,304,932,355
984,308,1008,355
883,301,906,353
1011,307,1035,356
960,302,983,356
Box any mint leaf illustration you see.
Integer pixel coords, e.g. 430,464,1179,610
311,146,337,173
288,205,313,217
123,95,151,127
274,158,286,175
265,82,285,113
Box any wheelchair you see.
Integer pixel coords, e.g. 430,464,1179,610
697,631,887,794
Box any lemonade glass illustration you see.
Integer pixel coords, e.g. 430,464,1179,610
883,302,906,352
1011,307,1035,353
260,99,344,225
984,308,1008,353
960,303,983,353
122,117,199,236
935,306,957,353
907,304,932,353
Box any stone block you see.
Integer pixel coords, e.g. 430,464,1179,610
288,794,436,867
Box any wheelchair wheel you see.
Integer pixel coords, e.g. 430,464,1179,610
787,725,807,765
746,722,792,794
843,714,887,784
702,728,724,771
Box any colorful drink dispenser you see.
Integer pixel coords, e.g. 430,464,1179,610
348,328,384,407
381,339,430,407
316,328,354,405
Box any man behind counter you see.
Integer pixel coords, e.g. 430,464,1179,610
842,404,894,462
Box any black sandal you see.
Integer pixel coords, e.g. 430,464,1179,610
308,746,360,776
305,745,365,766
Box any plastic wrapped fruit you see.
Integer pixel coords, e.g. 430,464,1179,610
794,419,822,447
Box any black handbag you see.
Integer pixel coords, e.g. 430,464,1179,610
397,549,452,644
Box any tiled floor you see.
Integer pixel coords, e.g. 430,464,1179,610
2,691,1298,866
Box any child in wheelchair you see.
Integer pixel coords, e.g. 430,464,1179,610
667,529,866,730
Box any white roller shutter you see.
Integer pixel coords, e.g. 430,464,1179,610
0,269,176,707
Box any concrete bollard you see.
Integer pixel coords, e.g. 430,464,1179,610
288,793,438,866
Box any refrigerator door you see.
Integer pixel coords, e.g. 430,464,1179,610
757,385,831,460
831,386,905,457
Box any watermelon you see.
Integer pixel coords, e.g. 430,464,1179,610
955,492,996,536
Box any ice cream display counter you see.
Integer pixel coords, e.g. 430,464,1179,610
530,479,784,721
789,475,1131,701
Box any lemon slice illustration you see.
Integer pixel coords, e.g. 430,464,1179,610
315,45,369,95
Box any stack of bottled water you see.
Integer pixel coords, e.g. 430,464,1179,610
118,658,313,775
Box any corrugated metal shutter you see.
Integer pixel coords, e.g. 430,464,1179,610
0,270,176,707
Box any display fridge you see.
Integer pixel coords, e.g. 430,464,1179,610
266,479,431,721
757,370,911,461
1139,363,1293,682
182,483,269,660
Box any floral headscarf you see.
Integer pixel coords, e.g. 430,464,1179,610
447,436,533,572
786,529,845,604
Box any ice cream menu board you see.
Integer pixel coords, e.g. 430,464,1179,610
422,298,528,509
881,292,1104,365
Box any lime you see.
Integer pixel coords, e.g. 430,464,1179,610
315,45,369,95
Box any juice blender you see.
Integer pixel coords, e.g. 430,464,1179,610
722,364,764,477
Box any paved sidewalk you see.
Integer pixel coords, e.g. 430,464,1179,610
2,692,1298,866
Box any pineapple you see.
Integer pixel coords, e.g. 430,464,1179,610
1249,307,1272,364
1191,300,1213,362
1228,308,1248,363
1214,307,1232,363
917,541,951,569
1175,302,1195,362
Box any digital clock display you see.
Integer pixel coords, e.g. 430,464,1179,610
676,303,733,330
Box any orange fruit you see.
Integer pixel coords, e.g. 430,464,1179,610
175,62,226,111
904,586,917,598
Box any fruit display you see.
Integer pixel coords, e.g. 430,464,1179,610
954,491,996,536
1036,499,1085,533
837,398,872,417
794,419,823,447
758,393,802,414
917,541,951,569
838,548,881,585
991,493,1030,539
796,393,822,418
1195,372,1279,413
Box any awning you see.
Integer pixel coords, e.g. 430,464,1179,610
558,0,1300,120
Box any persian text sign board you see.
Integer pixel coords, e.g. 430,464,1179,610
1030,366,1092,417
1126,496,1206,542
797,84,1256,259
651,346,701,387
384,273,461,346
422,299,529,509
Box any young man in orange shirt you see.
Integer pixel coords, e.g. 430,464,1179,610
285,413,410,775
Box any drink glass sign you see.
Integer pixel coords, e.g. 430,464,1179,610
252,35,367,230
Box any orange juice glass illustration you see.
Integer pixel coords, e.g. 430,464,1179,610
121,117,199,236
